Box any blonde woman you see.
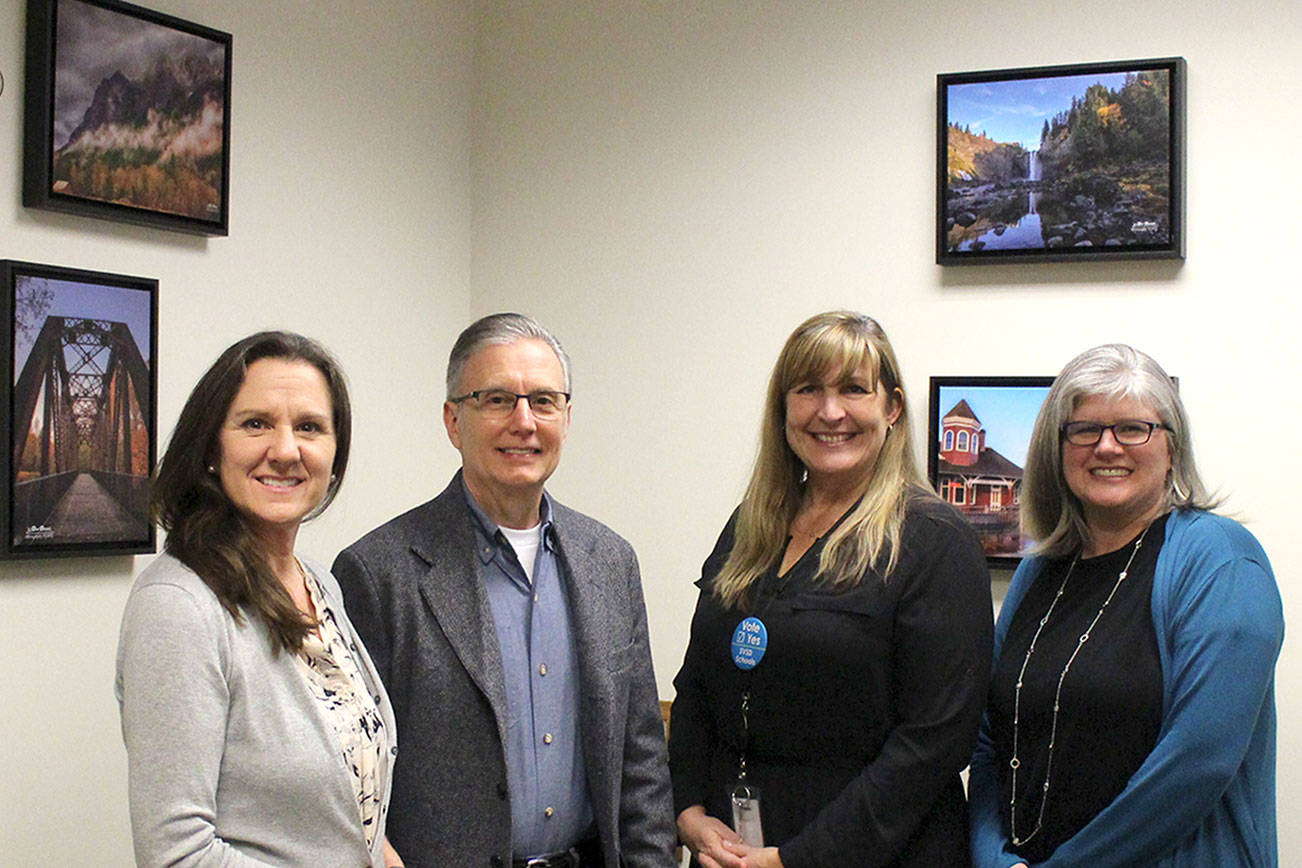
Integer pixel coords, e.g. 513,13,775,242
669,312,993,868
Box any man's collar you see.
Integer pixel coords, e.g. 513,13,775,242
460,475,556,562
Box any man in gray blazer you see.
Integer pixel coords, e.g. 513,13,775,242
334,313,676,868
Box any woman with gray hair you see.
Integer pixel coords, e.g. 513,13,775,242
969,344,1283,867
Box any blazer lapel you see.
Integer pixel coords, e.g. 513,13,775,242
552,515,618,825
410,485,509,747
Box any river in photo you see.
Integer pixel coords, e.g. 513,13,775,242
956,191,1043,252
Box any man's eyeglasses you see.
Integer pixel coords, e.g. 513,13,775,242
1060,419,1170,447
450,389,571,419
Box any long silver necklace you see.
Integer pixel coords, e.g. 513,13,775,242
1007,523,1152,848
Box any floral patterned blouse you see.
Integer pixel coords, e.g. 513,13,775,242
295,569,389,849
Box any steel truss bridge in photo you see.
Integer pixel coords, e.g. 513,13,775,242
11,316,150,545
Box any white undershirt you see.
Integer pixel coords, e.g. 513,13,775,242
498,522,543,581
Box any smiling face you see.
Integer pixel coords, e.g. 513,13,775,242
443,338,570,527
217,358,337,547
784,361,901,494
1061,393,1171,540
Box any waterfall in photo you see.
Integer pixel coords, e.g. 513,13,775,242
958,147,1045,251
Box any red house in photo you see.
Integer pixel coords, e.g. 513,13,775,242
936,399,1025,554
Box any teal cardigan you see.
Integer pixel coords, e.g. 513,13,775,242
970,509,1284,867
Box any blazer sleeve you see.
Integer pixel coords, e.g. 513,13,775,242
969,557,1042,868
333,545,393,690
116,581,276,868
779,510,994,868
1034,530,1283,867
613,544,680,868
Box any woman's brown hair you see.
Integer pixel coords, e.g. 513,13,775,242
150,331,351,653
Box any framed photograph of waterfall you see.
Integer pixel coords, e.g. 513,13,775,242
936,57,1185,265
0,260,158,559
22,0,232,236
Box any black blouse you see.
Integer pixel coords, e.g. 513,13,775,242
989,515,1166,864
668,493,993,868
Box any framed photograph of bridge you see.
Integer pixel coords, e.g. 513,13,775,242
0,260,157,558
23,0,232,235
927,376,1054,569
937,57,1186,265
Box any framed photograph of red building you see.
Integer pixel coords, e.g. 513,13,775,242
927,376,1053,569
0,260,157,558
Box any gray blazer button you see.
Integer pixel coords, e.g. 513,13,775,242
496,781,508,799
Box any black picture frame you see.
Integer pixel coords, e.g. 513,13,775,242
23,0,232,236
927,376,1053,569
0,260,158,558
937,57,1185,265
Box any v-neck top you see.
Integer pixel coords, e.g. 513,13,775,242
669,491,993,868
296,571,390,849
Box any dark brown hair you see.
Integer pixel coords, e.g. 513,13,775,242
150,331,351,653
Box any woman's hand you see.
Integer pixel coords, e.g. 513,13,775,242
677,805,746,868
732,843,784,868
381,837,404,867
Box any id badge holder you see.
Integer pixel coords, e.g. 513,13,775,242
730,781,764,847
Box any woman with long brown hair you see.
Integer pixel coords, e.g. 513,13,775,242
116,331,401,867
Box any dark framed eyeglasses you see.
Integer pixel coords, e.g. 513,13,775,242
450,389,571,419
1060,419,1170,447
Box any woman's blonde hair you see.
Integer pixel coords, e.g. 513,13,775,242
712,311,930,609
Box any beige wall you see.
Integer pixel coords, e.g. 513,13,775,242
3,0,1298,862
471,0,1300,862
0,0,472,861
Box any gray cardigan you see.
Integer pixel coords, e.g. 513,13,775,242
115,552,397,868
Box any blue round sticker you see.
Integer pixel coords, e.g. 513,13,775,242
731,616,768,670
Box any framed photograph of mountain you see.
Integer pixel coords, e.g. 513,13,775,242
23,0,232,236
927,376,1054,569
937,58,1185,265
0,260,157,559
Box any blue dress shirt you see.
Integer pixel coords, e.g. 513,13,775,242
464,484,594,857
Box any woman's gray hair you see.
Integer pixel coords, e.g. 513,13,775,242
445,312,572,397
1022,343,1218,557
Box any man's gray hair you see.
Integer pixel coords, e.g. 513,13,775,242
445,312,572,398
